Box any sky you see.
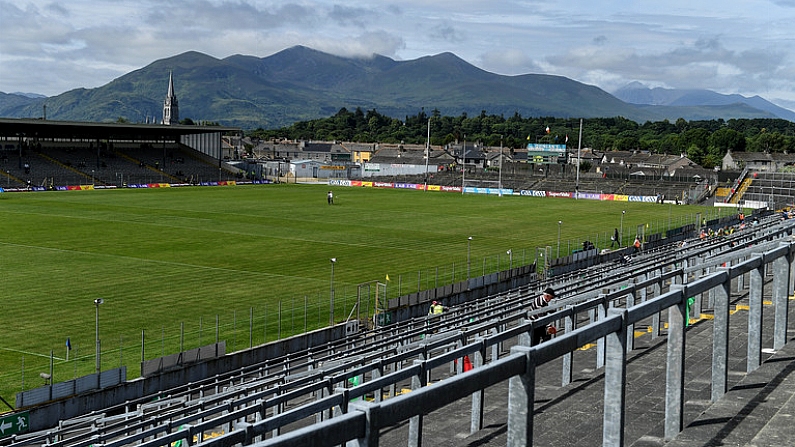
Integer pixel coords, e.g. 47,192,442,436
2,0,795,111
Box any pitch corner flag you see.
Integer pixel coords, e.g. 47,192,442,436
66,337,71,350
385,274,390,282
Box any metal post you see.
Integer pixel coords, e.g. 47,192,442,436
498,136,503,196
409,359,427,447
748,256,764,372
424,117,431,191
557,221,562,258
470,342,485,434
712,268,731,402
467,236,473,279
461,135,466,194
773,247,790,350
665,285,687,440
507,346,535,446
603,309,628,447
94,298,104,376
330,258,336,326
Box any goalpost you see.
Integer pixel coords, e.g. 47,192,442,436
356,281,389,328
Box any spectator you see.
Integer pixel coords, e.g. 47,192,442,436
528,287,557,345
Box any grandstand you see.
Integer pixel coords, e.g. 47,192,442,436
733,171,795,210
0,118,240,189
4,208,795,447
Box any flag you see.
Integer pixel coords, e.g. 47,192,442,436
385,274,390,282
66,337,71,350
565,134,569,143
545,126,550,134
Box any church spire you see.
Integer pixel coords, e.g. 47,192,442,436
162,71,179,125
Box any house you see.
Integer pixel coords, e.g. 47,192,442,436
599,150,695,176
722,150,795,172
448,141,486,169
342,143,377,163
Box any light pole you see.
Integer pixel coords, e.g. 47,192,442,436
329,258,336,326
620,210,626,247
557,221,562,258
507,249,513,271
461,135,466,195
467,236,473,278
498,136,503,196
94,298,103,375
424,117,431,191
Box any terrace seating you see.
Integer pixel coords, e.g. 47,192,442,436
739,172,795,209
0,143,233,189
7,212,789,447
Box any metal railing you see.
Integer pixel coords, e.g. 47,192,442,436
7,218,792,447
234,226,795,446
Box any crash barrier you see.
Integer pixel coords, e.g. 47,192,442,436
7,217,793,447
140,342,226,377
15,368,126,409
385,263,538,319
203,237,795,447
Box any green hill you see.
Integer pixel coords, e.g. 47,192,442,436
0,46,782,129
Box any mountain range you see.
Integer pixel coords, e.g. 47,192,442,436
0,46,792,130
613,81,795,122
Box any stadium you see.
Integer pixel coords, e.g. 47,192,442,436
2,115,795,446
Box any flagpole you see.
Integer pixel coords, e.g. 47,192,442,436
576,118,583,199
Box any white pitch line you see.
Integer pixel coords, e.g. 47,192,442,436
0,347,65,361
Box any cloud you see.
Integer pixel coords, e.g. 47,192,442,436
329,4,376,27
433,26,464,44
1,0,794,106
478,49,544,76
303,31,405,59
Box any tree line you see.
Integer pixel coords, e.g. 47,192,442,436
248,108,795,168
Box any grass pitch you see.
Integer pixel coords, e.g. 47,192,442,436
0,184,728,401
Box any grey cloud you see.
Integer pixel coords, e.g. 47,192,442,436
479,50,544,76
145,1,317,34
434,26,464,44
45,2,70,16
329,4,376,27
309,30,405,59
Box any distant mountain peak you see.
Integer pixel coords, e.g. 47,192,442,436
9,92,47,99
613,83,795,121
2,46,793,128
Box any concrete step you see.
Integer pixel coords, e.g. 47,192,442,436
660,337,795,447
